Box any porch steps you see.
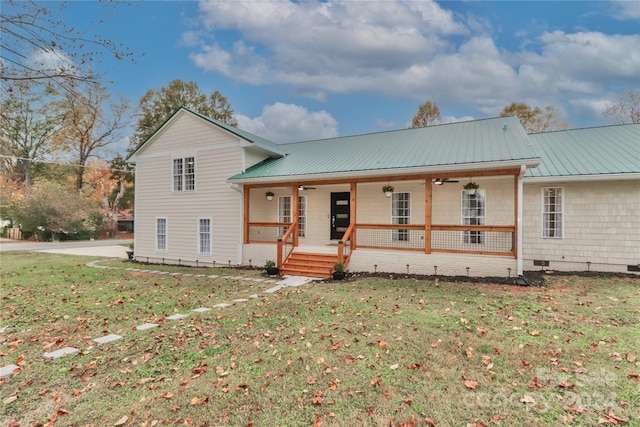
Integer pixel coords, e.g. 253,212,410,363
281,252,338,278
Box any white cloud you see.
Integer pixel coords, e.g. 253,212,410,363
189,0,640,125
235,103,338,143
610,0,640,20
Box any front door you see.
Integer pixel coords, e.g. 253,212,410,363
330,192,350,240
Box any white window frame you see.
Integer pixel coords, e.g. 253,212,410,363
198,218,212,254
462,190,485,244
172,156,195,192
391,192,410,241
156,217,167,252
542,187,563,238
278,195,306,237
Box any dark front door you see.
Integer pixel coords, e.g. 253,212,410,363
330,192,350,240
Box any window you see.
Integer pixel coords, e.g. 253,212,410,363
156,218,167,251
392,192,410,241
173,157,195,191
462,190,485,244
199,218,211,254
278,195,306,237
543,188,563,238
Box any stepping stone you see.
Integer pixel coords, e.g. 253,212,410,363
0,364,20,378
249,294,260,299
277,276,314,287
136,323,159,331
195,274,206,277
242,278,254,281
207,275,219,279
214,303,231,308
165,314,188,321
265,285,285,294
233,298,248,303
170,273,182,276
43,347,79,359
182,274,193,277
92,334,123,344
254,278,266,282
192,307,212,313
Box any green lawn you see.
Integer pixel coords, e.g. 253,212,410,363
1,252,638,426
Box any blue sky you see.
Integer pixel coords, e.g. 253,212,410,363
51,1,640,150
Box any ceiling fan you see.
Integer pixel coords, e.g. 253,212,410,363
433,178,459,185
298,185,317,190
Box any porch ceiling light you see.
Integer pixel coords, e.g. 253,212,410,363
434,179,444,185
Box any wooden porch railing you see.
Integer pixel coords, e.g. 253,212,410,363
355,224,516,256
337,223,355,267
247,222,291,243
276,222,297,268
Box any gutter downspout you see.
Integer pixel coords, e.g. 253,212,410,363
230,183,243,266
517,165,525,276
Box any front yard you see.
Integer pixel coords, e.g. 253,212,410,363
1,252,638,426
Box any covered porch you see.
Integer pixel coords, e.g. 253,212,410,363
241,167,523,278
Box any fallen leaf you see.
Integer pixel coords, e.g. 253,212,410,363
190,397,204,405
464,380,479,389
530,330,540,336
3,395,18,404
626,353,636,363
114,415,128,426
520,395,536,404
390,364,399,370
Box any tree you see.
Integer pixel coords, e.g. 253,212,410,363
603,90,640,124
54,82,130,191
86,157,133,237
1,0,133,93
410,101,441,128
499,102,567,133
12,179,101,241
129,79,237,153
0,80,62,186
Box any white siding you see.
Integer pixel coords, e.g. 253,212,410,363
134,111,270,265
522,179,640,273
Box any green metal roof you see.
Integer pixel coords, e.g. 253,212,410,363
526,123,640,178
130,107,284,159
230,116,539,182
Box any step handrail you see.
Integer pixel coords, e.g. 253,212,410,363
337,223,355,268
276,221,297,268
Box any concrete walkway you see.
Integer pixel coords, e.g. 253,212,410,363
0,237,131,258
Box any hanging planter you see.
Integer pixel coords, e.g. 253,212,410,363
463,181,479,195
382,185,394,198
265,191,274,201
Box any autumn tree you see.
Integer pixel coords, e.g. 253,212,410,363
12,179,101,241
499,102,566,133
603,89,640,124
410,101,442,128
0,80,62,186
54,83,130,191
1,0,132,93
86,157,133,237
129,79,236,153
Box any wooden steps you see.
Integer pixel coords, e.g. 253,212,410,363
280,251,338,278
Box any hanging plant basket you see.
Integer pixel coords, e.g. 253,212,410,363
382,185,394,197
463,182,479,194
265,191,274,201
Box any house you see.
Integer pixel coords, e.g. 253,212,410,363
129,108,639,278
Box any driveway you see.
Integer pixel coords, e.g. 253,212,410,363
0,238,132,258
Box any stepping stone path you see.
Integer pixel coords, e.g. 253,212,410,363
43,347,79,359
0,260,319,378
165,314,188,321
0,364,20,379
92,334,123,344
136,323,159,331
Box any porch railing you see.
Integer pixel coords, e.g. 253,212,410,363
356,224,515,256
337,223,355,266
247,222,291,243
276,222,297,268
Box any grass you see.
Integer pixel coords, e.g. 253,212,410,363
1,252,639,426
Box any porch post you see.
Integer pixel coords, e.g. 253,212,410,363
350,181,357,249
243,186,250,244
424,179,432,254
292,185,299,247
516,165,525,275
